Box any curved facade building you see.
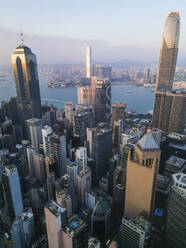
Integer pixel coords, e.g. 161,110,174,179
166,173,186,248
152,12,186,134
156,11,180,92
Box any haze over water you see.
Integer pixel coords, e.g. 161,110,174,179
0,81,154,113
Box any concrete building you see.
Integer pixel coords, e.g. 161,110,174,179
165,155,185,175
50,134,67,177
45,201,67,248
78,86,92,105
77,168,91,206
42,125,52,155
26,118,42,152
166,173,186,248
73,109,94,144
56,189,72,218
125,132,161,219
26,146,36,177
33,153,46,183
112,103,126,127
2,164,23,221
66,159,78,186
120,213,151,248
61,215,88,248
75,147,87,170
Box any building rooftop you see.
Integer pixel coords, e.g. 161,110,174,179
172,173,186,198
64,215,87,236
165,156,185,171
137,133,159,151
46,201,66,217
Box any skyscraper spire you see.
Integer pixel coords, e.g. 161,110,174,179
20,32,24,45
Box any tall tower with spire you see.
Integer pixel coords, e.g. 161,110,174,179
12,34,42,126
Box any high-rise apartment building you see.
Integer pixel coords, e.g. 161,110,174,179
92,77,111,123
86,46,92,78
42,125,53,155
77,86,92,105
165,173,186,248
152,12,186,133
12,39,41,125
50,134,67,177
26,118,42,152
2,164,23,220
33,153,46,183
125,132,160,219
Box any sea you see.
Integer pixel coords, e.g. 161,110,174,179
0,80,155,114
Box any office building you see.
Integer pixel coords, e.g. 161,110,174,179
73,109,94,144
152,12,186,133
125,132,161,219
92,78,111,123
45,155,56,177
45,201,67,248
77,86,92,105
77,167,91,206
61,215,88,248
26,118,42,152
11,208,35,248
153,91,186,133
26,146,36,177
12,38,41,126
66,159,78,186
89,123,112,179
33,153,46,183
155,11,180,92
2,164,23,220
50,134,67,177
112,103,126,127
93,65,112,79
56,189,72,218
120,213,151,248
86,46,92,78
75,147,87,170
42,125,52,155
165,173,186,248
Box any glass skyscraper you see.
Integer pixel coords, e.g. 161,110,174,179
12,38,42,126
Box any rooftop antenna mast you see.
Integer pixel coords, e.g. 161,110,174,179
20,32,24,45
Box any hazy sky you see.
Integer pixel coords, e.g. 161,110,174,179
1,0,186,65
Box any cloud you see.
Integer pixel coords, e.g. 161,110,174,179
0,25,184,66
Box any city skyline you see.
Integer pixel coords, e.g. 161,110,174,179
1,1,186,65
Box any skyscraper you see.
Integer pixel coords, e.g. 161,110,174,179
125,132,160,219
92,77,111,123
26,118,42,152
12,36,42,126
77,86,92,105
112,103,126,127
165,173,186,248
92,65,112,79
42,125,53,156
50,134,67,177
86,46,92,78
2,164,23,221
152,12,186,133
156,12,180,92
